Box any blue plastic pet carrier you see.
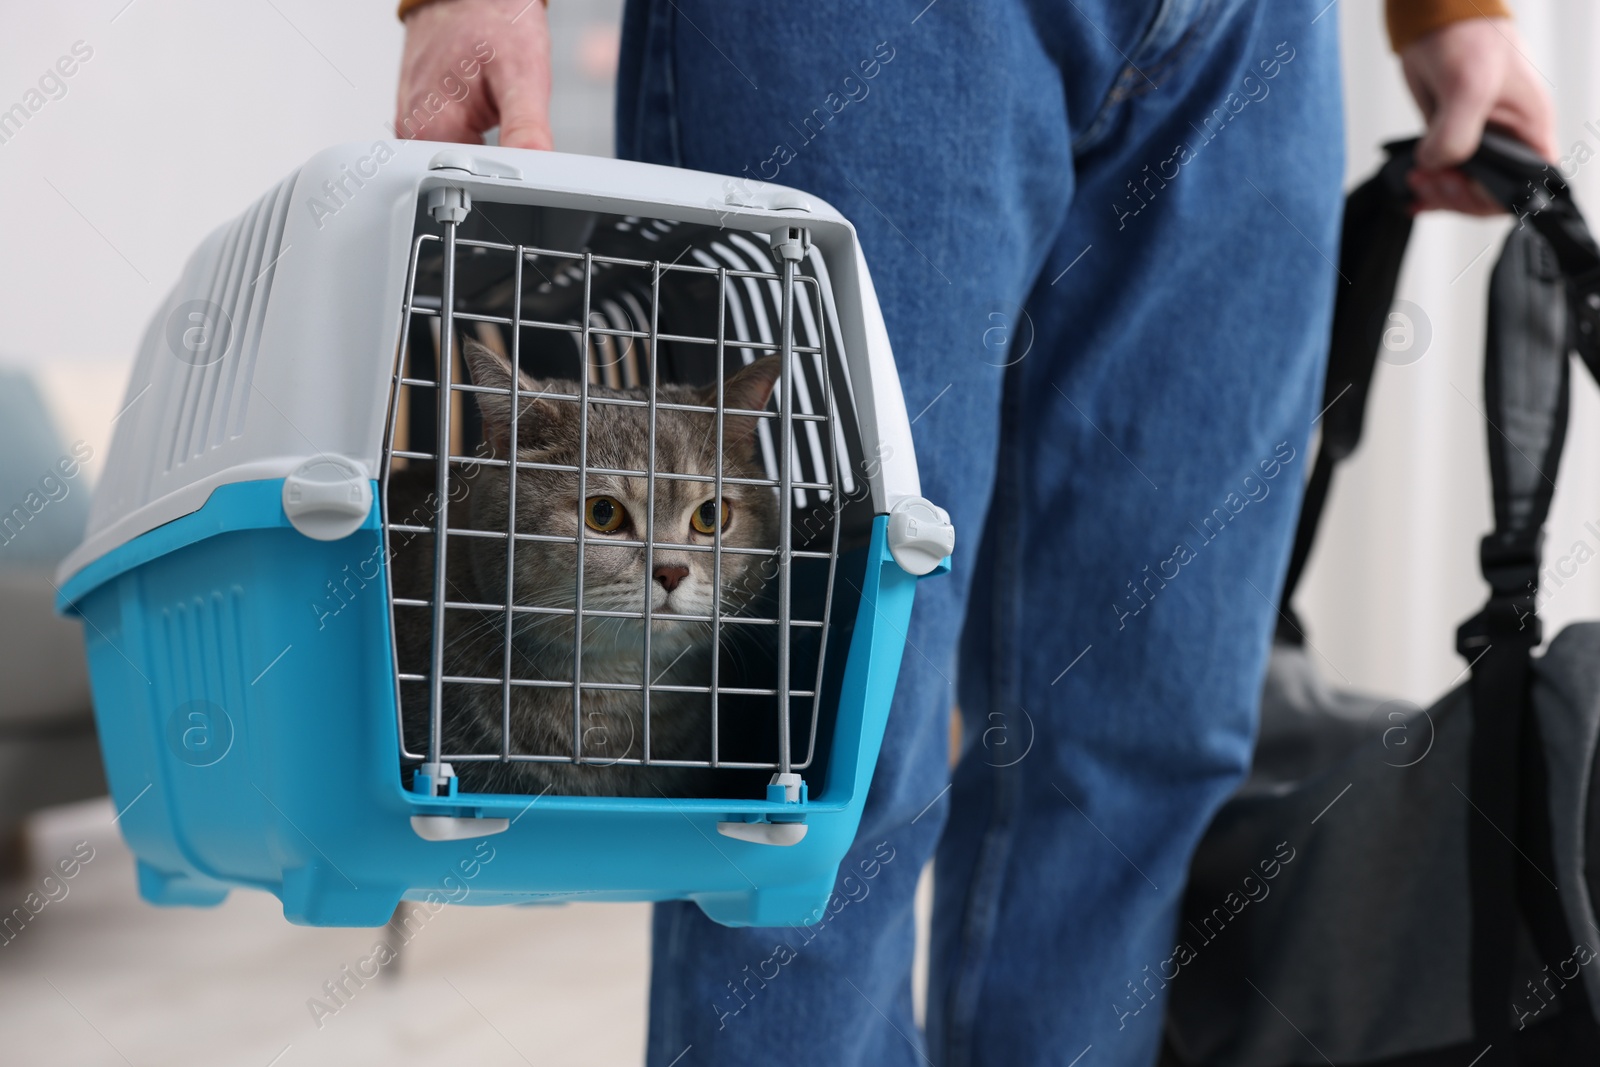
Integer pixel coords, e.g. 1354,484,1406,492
55,143,953,927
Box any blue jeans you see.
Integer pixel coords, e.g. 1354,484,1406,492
617,2,1343,1064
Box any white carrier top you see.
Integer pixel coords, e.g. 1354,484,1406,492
58,142,922,585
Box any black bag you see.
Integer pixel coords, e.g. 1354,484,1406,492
1162,133,1600,1067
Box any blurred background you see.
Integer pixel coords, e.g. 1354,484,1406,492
1,1,1597,1063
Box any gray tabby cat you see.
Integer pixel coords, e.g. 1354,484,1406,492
391,338,781,797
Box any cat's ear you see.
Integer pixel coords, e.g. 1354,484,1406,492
462,337,556,456
712,356,783,448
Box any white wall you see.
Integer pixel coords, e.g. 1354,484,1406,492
0,0,619,448
1,0,1595,699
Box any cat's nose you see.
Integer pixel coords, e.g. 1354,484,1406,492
653,564,689,593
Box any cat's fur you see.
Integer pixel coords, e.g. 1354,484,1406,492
391,339,781,797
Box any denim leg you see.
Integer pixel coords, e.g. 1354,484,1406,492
616,2,1343,1065
619,3,1084,1063
936,5,1344,1066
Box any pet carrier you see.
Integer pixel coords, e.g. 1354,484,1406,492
55,142,953,928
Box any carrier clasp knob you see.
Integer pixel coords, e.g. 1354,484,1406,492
887,496,955,576
282,456,373,541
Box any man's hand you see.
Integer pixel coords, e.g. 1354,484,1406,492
396,0,553,149
1399,17,1555,215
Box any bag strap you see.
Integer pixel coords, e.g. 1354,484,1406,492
1461,203,1575,1067
1278,131,1600,631
1284,131,1600,1063
1276,149,1414,635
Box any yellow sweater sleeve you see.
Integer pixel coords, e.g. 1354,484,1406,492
1385,0,1513,52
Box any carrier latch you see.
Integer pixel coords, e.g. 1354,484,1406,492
887,496,955,576
410,815,509,842
282,456,373,541
717,822,808,846
715,773,809,846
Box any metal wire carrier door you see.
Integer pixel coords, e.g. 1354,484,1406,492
384,196,856,802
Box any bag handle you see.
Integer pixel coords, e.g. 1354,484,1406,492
1279,131,1600,634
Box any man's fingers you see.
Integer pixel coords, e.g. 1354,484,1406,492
497,117,554,151
394,0,553,149
1399,19,1557,216
1407,168,1504,217
400,102,485,145
1415,78,1497,170
492,80,553,150
1489,92,1557,162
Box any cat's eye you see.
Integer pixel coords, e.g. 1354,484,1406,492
690,499,730,535
584,496,627,533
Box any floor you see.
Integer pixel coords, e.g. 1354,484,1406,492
0,798,931,1066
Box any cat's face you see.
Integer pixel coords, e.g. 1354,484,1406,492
461,339,782,663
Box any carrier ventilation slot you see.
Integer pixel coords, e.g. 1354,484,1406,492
164,168,299,473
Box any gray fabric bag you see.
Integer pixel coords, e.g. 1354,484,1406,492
1163,135,1600,1067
